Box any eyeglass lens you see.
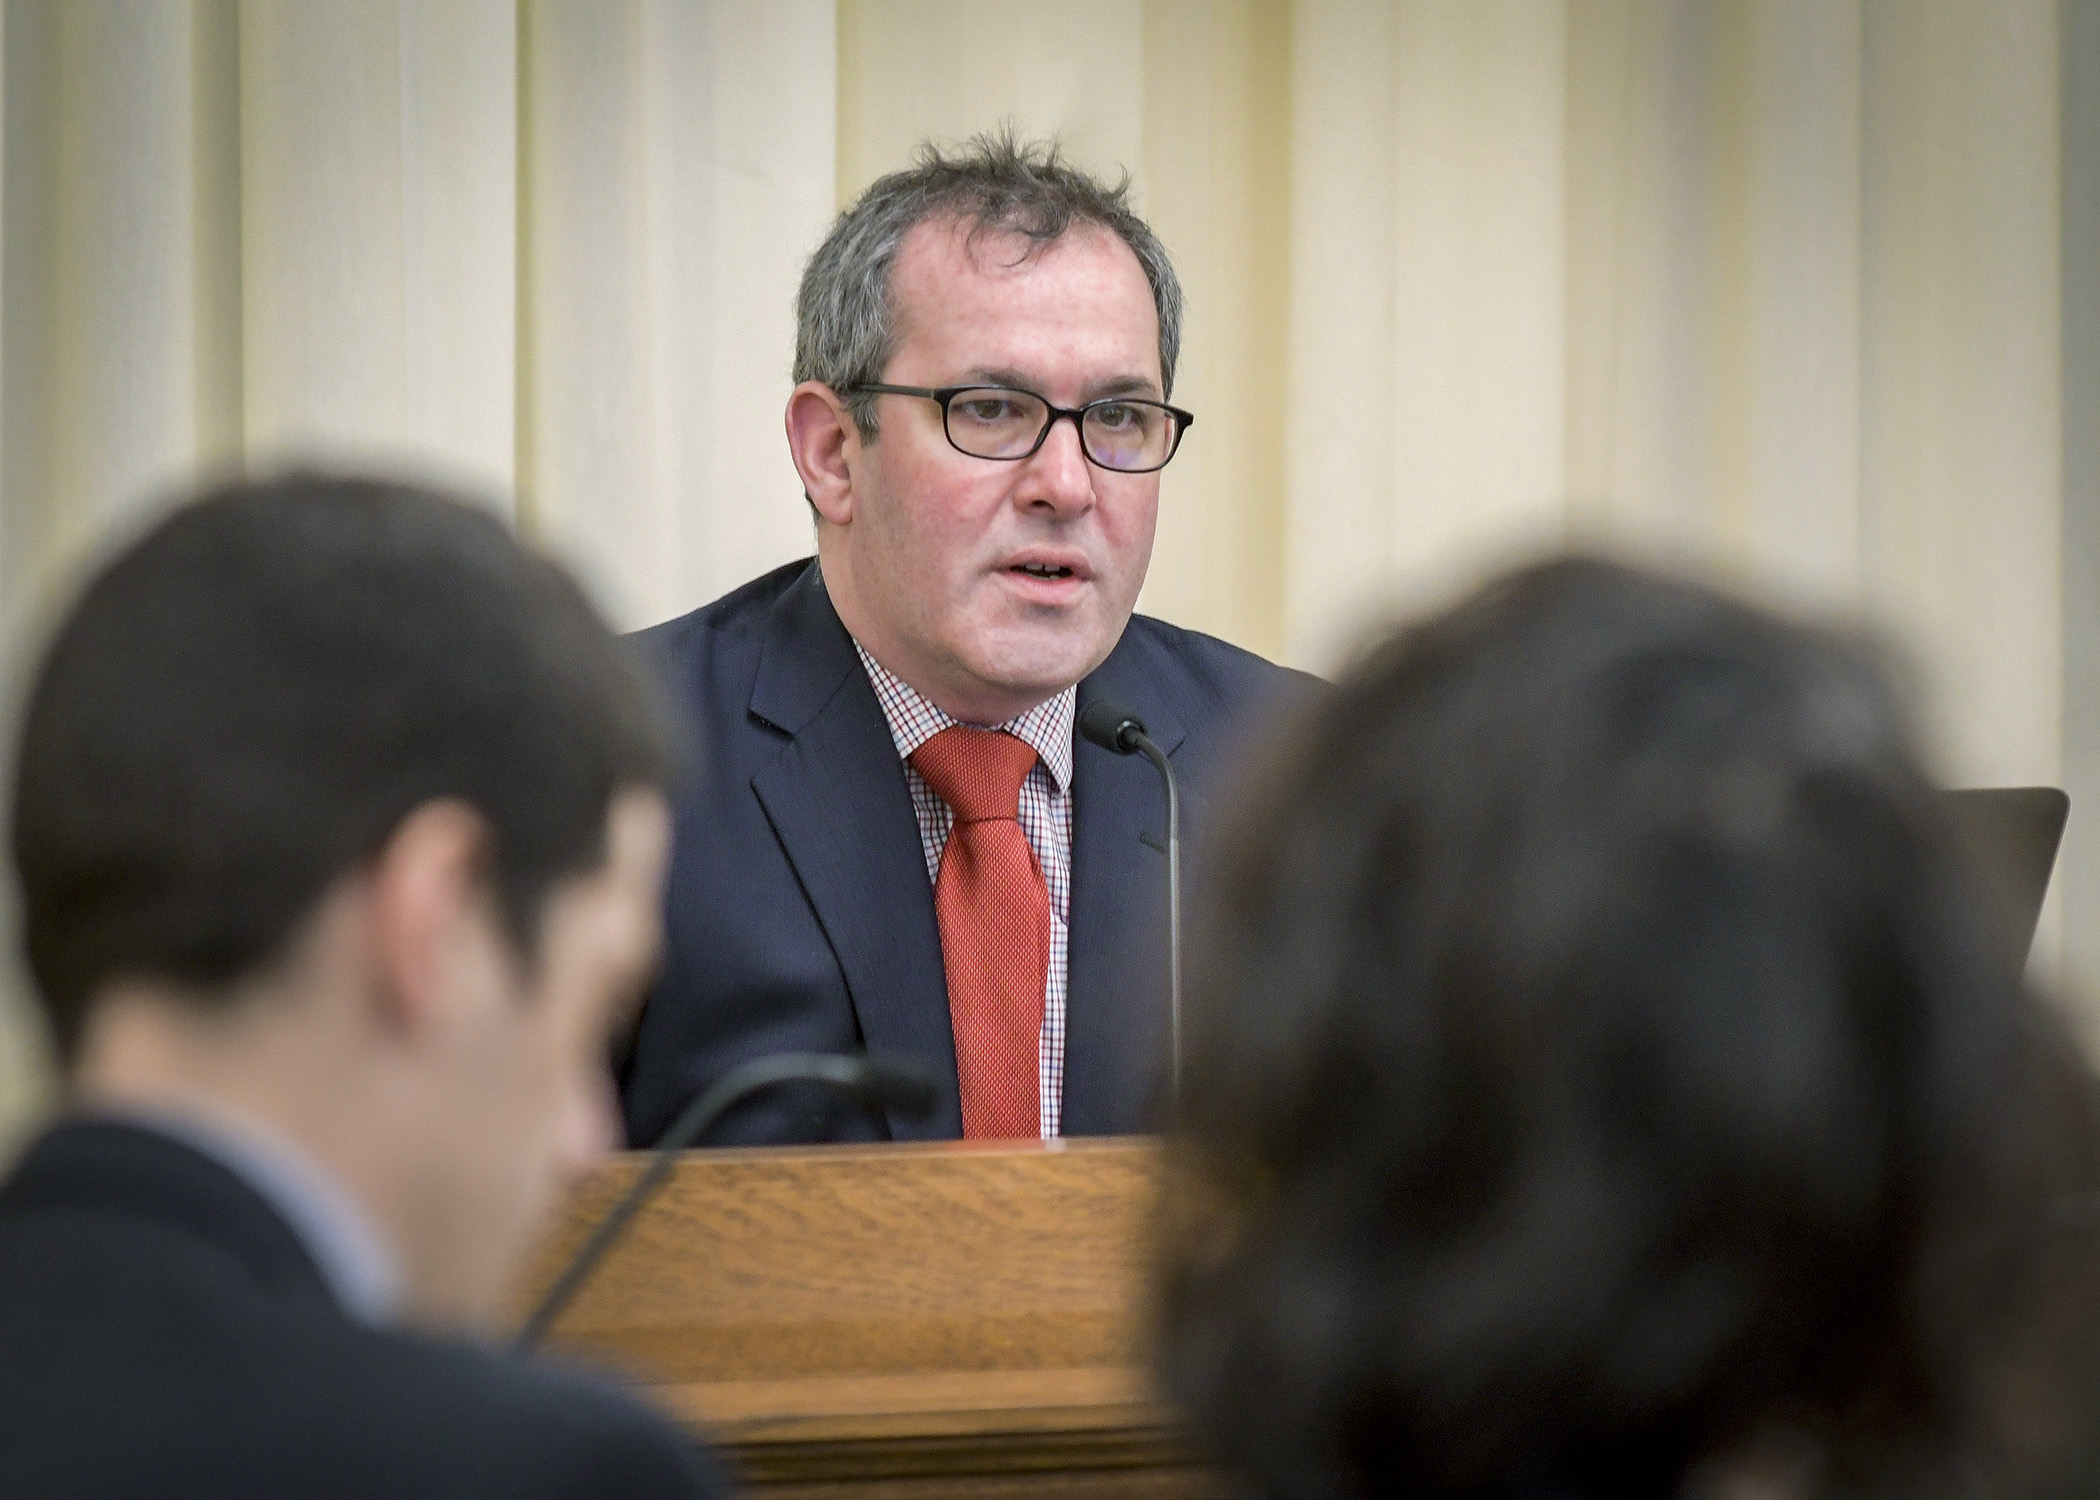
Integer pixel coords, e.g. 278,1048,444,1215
943,388,1177,472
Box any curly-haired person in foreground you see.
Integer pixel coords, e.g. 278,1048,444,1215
1155,556,2100,1500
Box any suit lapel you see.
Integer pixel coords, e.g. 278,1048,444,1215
1063,636,1186,1135
747,566,963,1139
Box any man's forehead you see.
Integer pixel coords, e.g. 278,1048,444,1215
886,215,1160,375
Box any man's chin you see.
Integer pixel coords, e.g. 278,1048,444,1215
965,635,1120,711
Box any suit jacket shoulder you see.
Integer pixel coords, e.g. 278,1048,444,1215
0,1121,728,1500
631,558,819,707
284,1322,728,1499
631,557,798,663
1106,611,1313,731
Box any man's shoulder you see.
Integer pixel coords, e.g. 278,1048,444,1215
184,1319,733,1498
628,559,841,742
0,1132,727,1500
328,1328,730,1498
0,1260,726,1498
1113,613,1316,719
631,557,811,662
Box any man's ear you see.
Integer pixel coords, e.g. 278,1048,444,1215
785,382,862,527
365,800,497,1041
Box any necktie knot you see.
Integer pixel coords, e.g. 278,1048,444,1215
909,725,1037,823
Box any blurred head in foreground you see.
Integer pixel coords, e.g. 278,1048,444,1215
12,472,677,1329
1156,557,2100,1500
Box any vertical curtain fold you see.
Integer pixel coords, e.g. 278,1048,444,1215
2063,0,2100,1007
1138,0,1291,659
239,0,516,497
1290,0,1569,667
522,0,835,631
1285,0,2064,805
1860,0,2062,791
1,1,241,604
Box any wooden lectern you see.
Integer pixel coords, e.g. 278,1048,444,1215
518,1137,1225,1499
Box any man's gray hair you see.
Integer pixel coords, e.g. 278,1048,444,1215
794,129,1185,440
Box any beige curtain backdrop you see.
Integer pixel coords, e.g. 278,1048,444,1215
1,0,2093,1149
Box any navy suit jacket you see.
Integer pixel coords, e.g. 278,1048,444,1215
0,1120,729,1499
621,558,1303,1147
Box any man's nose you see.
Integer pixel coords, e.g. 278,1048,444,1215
1018,412,1096,514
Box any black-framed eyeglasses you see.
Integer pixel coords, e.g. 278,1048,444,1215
850,383,1194,474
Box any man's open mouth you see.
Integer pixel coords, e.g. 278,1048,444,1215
1012,562,1076,579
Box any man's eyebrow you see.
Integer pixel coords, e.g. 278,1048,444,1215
1084,375,1161,401
961,369,1165,402
964,367,1037,390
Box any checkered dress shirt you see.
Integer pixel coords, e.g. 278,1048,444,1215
852,642,1074,1139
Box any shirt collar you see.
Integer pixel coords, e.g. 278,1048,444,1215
851,639,1075,794
106,1104,404,1326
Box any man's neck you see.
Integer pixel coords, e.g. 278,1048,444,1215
88,1091,404,1324
71,992,407,1322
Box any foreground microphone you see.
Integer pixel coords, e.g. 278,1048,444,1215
1077,698,1183,1107
515,1052,939,1352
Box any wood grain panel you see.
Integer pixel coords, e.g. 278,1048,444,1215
516,1138,1226,1496
524,1138,1158,1378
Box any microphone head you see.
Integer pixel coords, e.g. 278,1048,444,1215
1079,698,1147,755
850,1054,943,1117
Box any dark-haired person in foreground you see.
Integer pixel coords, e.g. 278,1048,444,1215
622,130,1299,1148
1156,557,2100,1500
0,475,728,1498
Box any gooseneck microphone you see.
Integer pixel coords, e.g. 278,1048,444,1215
1077,698,1183,1106
514,1052,939,1353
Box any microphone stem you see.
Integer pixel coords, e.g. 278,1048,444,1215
514,1052,877,1353
1134,736,1182,1106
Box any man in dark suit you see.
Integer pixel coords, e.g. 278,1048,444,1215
0,475,728,1498
622,131,1300,1148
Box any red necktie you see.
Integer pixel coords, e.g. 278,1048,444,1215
909,726,1049,1139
